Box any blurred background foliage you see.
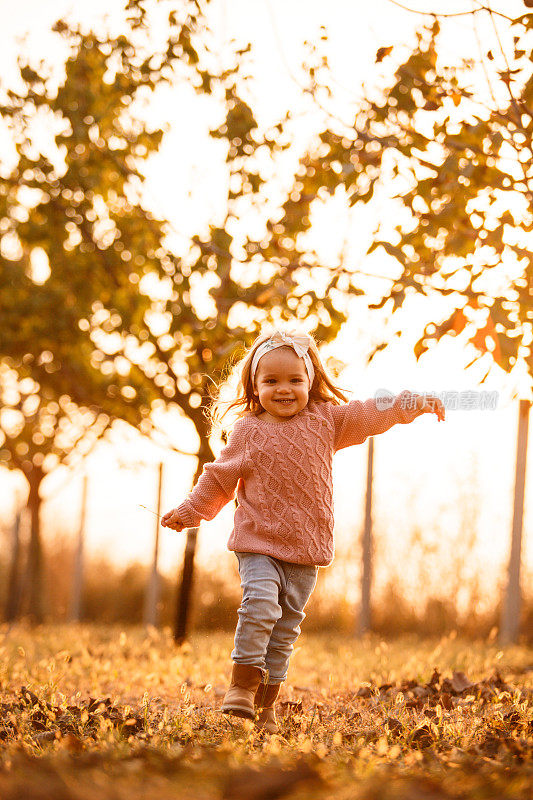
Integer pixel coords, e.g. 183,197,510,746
304,9,533,378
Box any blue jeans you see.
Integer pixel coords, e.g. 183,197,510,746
231,552,318,684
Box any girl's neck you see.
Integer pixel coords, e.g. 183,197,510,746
256,405,309,424
257,411,291,424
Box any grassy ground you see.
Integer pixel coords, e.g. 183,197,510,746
0,624,531,799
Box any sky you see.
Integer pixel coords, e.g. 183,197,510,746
0,0,531,612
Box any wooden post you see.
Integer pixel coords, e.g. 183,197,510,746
499,399,530,645
144,462,163,627
357,436,374,637
26,465,45,623
69,474,88,623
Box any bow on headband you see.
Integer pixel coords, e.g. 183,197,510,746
250,331,315,387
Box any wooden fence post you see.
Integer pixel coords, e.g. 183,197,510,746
499,399,530,645
356,436,374,637
144,462,163,628
69,474,88,623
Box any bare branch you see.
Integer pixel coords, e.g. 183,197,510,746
386,0,514,22
471,5,498,109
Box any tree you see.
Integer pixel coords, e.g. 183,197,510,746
1,1,364,631
0,0,211,620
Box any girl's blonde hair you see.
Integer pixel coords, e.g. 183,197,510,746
208,329,348,434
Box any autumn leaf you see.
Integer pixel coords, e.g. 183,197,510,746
375,46,393,63
471,311,502,361
410,723,435,749
449,670,475,693
452,308,469,334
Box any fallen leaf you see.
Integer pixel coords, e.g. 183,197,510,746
385,716,403,737
375,46,393,63
442,670,475,694
410,723,434,749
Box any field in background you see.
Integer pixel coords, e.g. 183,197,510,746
1,538,532,641
0,625,531,799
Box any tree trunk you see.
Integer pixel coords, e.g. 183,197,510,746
357,436,374,637
5,510,22,622
25,465,45,624
174,525,200,644
174,421,212,644
499,399,530,645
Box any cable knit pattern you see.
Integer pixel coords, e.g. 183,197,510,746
175,390,425,566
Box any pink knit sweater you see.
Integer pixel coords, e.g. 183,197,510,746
175,391,425,566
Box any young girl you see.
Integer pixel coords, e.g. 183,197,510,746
161,329,445,734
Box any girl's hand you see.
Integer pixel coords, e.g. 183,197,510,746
415,393,445,422
161,508,185,532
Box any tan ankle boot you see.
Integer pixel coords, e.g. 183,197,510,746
221,664,264,719
254,682,282,734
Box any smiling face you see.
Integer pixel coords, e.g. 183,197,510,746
253,346,310,421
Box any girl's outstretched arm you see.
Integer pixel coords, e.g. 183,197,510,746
332,390,444,451
161,419,247,531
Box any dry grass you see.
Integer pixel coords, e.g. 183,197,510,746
0,624,531,799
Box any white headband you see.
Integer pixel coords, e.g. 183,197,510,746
250,331,315,387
